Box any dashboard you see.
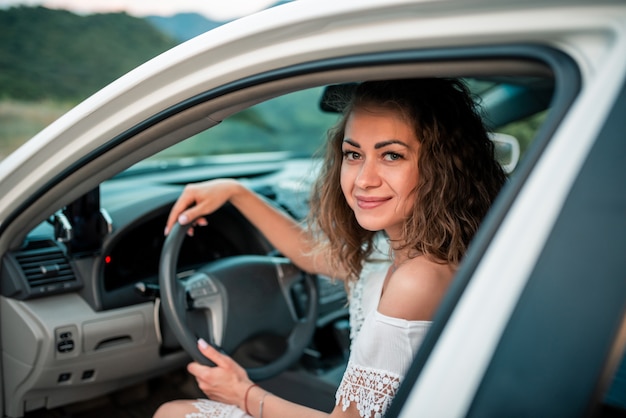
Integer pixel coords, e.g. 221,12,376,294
100,203,270,309
103,208,253,291
0,158,348,417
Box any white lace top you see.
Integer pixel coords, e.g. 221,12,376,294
335,262,431,418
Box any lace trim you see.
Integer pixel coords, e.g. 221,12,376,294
336,362,401,418
185,399,249,418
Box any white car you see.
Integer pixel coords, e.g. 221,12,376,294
0,0,624,417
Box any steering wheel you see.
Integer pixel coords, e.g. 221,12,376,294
159,221,319,381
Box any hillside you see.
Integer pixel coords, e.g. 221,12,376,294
0,6,178,101
146,13,225,42
146,1,293,42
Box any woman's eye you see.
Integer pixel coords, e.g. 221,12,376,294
384,152,403,161
343,151,360,160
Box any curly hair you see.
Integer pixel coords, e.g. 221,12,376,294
307,78,507,280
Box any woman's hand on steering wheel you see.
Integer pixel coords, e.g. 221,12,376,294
164,179,243,235
187,338,254,410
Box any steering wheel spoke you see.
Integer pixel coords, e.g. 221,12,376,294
276,261,316,322
184,272,226,347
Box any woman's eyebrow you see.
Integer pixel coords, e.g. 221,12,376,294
342,138,360,148
375,139,409,149
343,139,409,149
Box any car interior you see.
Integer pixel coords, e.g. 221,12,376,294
0,50,624,417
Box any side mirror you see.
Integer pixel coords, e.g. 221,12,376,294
489,132,520,174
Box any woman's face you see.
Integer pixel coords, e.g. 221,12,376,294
340,106,420,240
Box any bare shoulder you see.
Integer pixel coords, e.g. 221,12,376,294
377,257,455,321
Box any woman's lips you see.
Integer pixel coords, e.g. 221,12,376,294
355,196,391,209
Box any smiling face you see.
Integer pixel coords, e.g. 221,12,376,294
340,106,420,240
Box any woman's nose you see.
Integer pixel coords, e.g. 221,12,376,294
355,159,381,189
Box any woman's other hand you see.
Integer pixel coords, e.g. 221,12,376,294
187,338,254,411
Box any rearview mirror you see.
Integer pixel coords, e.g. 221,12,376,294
489,132,520,174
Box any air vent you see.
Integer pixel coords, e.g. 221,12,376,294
8,242,81,298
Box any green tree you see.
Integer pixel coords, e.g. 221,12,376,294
0,6,177,101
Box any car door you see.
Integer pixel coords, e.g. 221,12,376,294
389,3,626,417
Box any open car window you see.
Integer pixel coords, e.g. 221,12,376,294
124,87,340,175
121,77,551,181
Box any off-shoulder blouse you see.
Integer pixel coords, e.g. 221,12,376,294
335,262,431,418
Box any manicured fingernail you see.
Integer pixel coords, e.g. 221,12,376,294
198,338,209,349
164,227,169,236
179,214,188,224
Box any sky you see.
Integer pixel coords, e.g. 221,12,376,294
0,0,280,21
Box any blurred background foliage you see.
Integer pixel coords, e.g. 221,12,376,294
0,5,543,161
0,6,177,158
0,6,176,101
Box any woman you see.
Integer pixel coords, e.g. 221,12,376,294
155,78,506,418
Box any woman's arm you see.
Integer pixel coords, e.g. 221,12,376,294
164,179,342,278
189,339,360,418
